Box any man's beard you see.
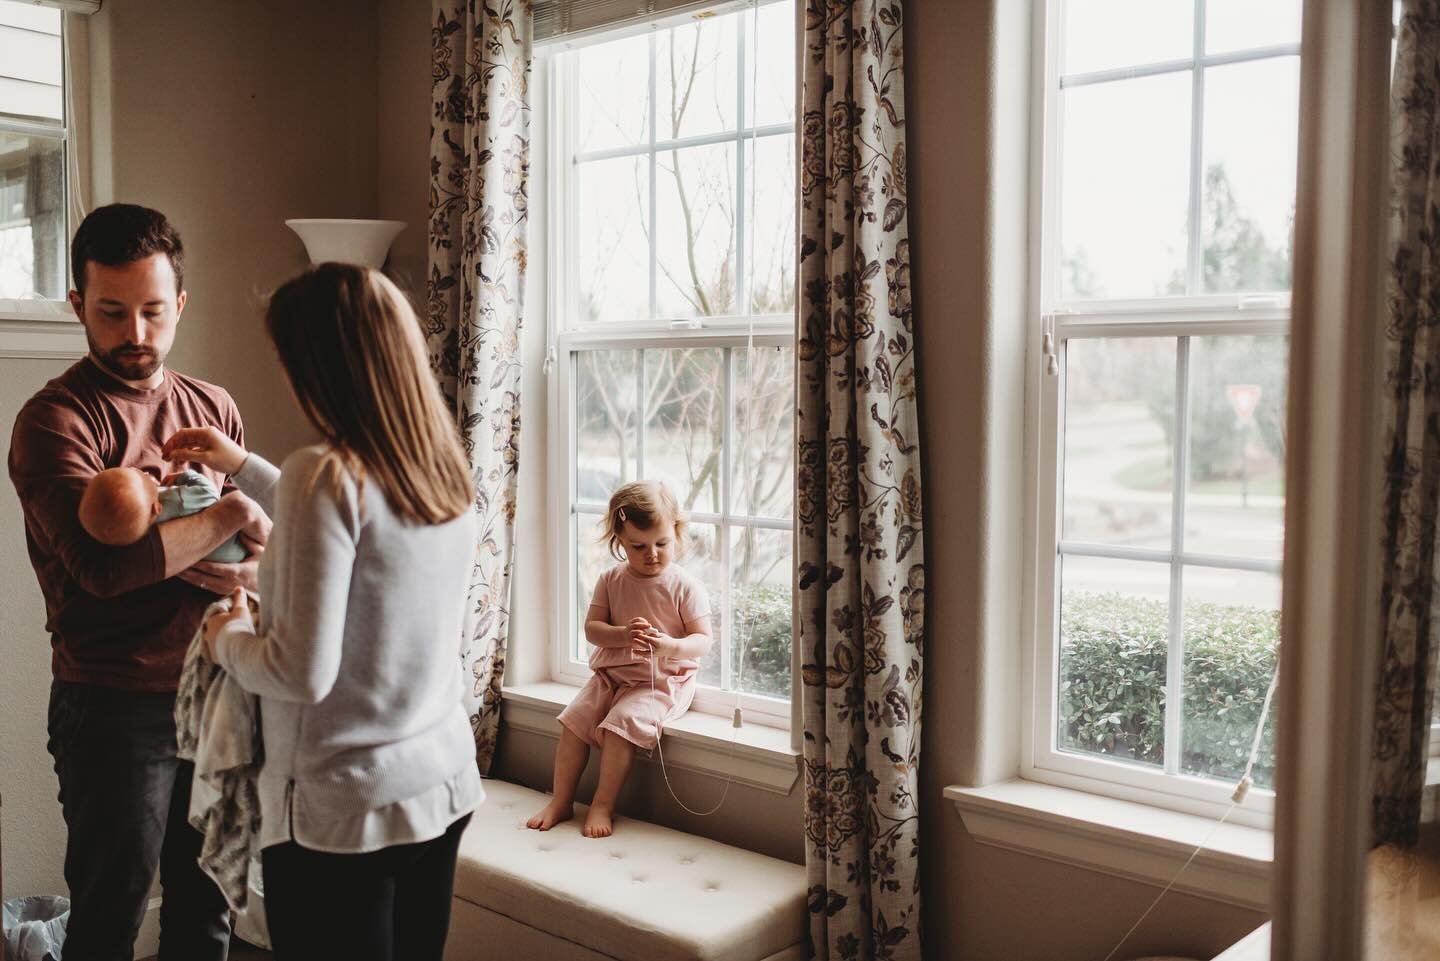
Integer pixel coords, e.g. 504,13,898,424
90,338,164,382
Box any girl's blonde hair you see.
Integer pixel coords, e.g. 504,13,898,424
264,263,473,526
604,480,685,560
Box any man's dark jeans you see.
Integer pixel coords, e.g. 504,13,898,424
47,680,231,961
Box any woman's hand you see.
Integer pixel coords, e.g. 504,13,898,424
203,587,252,660
162,427,248,475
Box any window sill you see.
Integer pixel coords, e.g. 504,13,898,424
0,306,85,359
945,779,1273,911
501,681,801,795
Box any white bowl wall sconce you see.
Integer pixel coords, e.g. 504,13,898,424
284,219,406,268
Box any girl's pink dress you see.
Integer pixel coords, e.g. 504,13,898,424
557,563,711,750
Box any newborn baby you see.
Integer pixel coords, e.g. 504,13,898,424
79,467,247,562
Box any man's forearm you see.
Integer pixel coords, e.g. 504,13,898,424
158,500,247,577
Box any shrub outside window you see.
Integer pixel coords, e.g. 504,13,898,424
545,1,796,725
1029,0,1299,822
0,1,67,305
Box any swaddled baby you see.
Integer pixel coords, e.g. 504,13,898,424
79,467,247,562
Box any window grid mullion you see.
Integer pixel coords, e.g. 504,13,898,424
1185,0,1208,296
721,348,735,692
648,33,658,320
636,349,647,478
735,12,748,316
1165,335,1192,777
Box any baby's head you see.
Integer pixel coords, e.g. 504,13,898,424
604,480,685,576
79,467,161,546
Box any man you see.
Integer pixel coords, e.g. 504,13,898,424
8,203,270,961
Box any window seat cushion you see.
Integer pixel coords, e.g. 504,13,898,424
444,778,808,961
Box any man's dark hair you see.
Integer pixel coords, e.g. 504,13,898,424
71,203,184,297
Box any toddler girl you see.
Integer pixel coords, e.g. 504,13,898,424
527,480,713,838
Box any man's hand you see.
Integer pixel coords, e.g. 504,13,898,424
162,426,248,475
203,587,252,659
179,558,260,595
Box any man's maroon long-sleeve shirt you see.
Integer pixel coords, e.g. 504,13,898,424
9,356,245,691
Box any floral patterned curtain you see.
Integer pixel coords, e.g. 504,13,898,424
798,1,924,958
1375,0,1440,848
428,0,531,773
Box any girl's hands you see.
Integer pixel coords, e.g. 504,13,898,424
202,587,252,660
162,427,248,476
630,622,680,658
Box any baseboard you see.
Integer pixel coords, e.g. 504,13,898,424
136,896,162,959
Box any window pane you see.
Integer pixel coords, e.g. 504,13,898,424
1200,57,1299,294
577,155,651,322
575,350,638,503
746,133,795,314
1060,73,1191,299
643,347,724,515
0,132,64,300
659,14,738,141
733,344,794,521
746,0,796,127
1205,0,1302,55
0,12,62,121
1061,0,1191,76
1058,554,1171,769
656,141,736,319
1181,567,1280,789
1184,335,1288,559
683,522,726,688
730,525,792,700
575,509,612,662
575,33,649,153
1063,337,1175,549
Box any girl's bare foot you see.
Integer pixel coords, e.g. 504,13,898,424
583,803,615,838
526,797,574,831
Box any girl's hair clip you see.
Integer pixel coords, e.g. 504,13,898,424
617,507,628,523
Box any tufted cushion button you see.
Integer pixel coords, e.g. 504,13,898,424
704,883,719,892
632,874,647,883
609,851,623,860
679,856,695,864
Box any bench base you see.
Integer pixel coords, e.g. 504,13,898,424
444,899,809,961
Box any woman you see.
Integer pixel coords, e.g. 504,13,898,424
163,264,481,961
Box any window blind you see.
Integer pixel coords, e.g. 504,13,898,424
21,1,100,13
533,0,755,45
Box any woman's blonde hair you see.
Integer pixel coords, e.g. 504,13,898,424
264,263,473,525
603,480,685,560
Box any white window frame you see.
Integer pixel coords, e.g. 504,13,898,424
0,1,75,321
1022,0,1298,827
540,3,797,729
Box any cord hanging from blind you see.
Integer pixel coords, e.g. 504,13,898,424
533,0,754,44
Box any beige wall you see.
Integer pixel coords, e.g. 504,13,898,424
88,0,378,462
1,360,81,900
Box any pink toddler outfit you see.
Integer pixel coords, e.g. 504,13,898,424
557,563,712,751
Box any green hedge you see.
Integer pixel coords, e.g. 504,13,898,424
732,584,792,698
1058,591,1279,786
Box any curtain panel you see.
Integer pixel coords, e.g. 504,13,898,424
797,1,925,958
427,0,533,773
1375,0,1440,848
